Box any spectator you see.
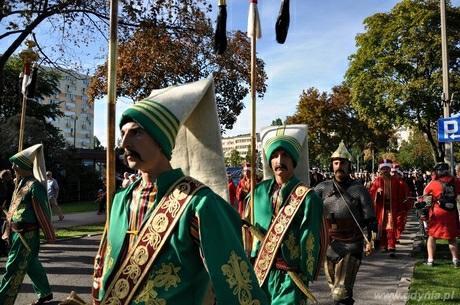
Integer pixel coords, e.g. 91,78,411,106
46,171,64,221
423,163,460,267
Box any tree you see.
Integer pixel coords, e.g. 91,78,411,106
345,0,460,162
286,85,394,167
225,149,244,167
87,21,267,130
271,118,283,126
397,129,436,171
94,136,104,150
0,56,66,166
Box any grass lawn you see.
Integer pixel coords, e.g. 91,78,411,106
407,239,460,305
59,200,99,214
41,224,105,240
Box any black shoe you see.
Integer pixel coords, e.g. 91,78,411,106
31,294,53,305
389,249,396,258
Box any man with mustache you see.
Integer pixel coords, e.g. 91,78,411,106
247,124,326,305
314,141,376,305
369,159,407,257
91,78,268,305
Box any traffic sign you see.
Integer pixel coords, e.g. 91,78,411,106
438,117,460,142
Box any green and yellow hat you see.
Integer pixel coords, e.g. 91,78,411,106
119,78,229,200
260,124,310,183
9,143,47,186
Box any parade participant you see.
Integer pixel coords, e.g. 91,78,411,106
236,162,252,217
0,144,55,305
46,171,64,221
390,164,411,241
315,141,376,305
423,163,460,267
0,169,14,256
310,167,324,187
369,159,406,257
227,173,237,210
92,78,268,305
247,124,326,305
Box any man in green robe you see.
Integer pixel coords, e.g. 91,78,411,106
0,144,56,305
92,78,269,305
248,124,326,305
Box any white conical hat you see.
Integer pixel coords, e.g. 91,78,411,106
9,143,46,187
260,124,310,185
120,77,228,200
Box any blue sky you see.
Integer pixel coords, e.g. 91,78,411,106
95,0,404,145
2,1,459,145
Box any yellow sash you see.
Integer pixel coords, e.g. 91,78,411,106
254,183,311,285
101,176,204,305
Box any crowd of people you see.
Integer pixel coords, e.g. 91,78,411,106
0,78,458,305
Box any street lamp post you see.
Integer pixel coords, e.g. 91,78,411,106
73,115,78,147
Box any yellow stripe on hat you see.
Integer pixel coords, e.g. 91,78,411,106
16,154,33,168
264,135,302,153
131,101,179,148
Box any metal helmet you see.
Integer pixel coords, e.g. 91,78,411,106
330,140,352,161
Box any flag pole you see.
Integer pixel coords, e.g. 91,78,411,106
106,0,118,226
18,40,38,152
248,0,261,225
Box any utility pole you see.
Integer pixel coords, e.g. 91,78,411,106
440,0,454,174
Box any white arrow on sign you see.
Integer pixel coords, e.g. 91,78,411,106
449,134,460,139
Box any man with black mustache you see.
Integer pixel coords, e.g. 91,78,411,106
247,124,326,305
314,141,376,305
91,78,268,305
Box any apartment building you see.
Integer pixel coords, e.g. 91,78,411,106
41,70,94,149
222,133,261,158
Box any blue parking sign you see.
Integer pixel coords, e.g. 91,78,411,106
438,117,460,142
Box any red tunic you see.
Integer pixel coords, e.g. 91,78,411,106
369,175,406,249
236,177,251,217
423,176,460,239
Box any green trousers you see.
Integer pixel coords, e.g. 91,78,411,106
0,230,52,305
263,269,309,305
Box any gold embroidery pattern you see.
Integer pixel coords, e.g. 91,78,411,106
306,234,315,275
222,251,260,305
101,177,203,305
254,184,310,285
134,263,181,305
285,232,300,260
104,243,114,272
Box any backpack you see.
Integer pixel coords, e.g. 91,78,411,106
438,182,457,211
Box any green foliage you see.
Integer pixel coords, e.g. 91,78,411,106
0,57,67,167
271,118,283,126
225,149,244,167
346,0,460,162
286,85,394,168
397,129,435,171
53,224,104,240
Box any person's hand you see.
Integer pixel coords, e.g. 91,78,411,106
365,242,374,256
122,172,132,188
377,187,383,193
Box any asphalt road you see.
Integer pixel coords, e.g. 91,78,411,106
1,211,420,305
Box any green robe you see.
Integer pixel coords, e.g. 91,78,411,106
0,176,54,305
95,169,268,305
251,176,324,305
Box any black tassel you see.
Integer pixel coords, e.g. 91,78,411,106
214,3,227,55
27,65,38,99
275,0,290,44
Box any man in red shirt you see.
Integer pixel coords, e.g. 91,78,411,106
369,159,407,257
423,163,460,267
236,163,252,217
